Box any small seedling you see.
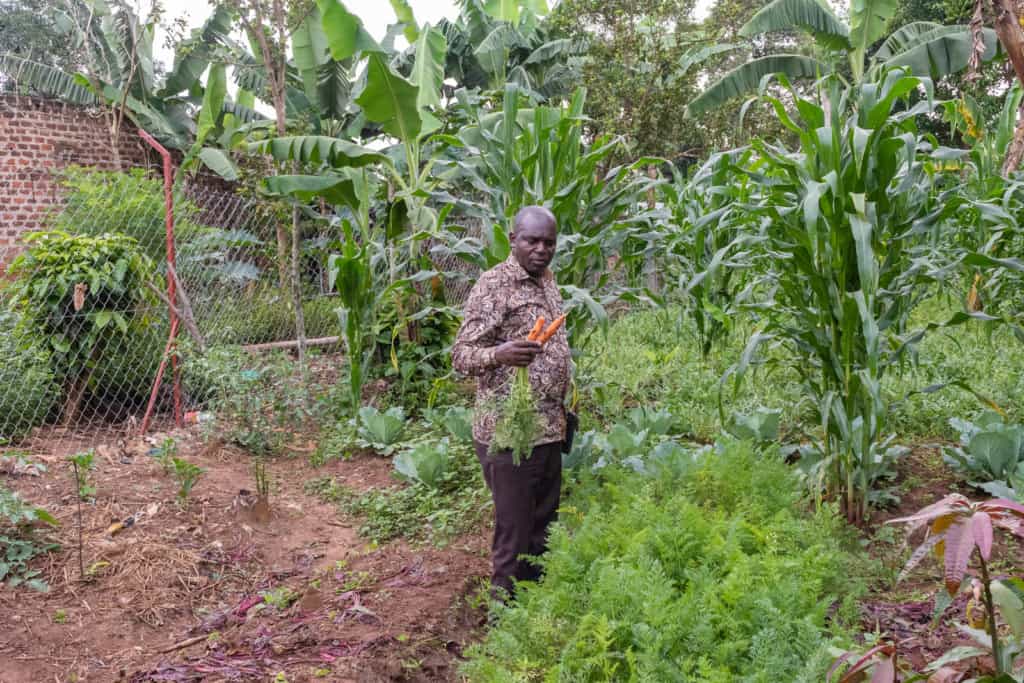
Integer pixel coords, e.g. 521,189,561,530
253,457,270,500
67,451,95,500
261,586,298,610
150,438,177,474
52,609,67,624
171,458,203,508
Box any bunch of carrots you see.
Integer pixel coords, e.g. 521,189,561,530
491,314,567,464
526,314,566,346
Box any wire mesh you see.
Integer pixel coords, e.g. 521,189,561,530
0,167,329,451
0,163,485,455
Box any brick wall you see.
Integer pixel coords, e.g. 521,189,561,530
0,94,161,264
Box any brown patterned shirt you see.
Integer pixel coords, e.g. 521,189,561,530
452,254,572,447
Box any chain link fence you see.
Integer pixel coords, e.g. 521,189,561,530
0,162,483,454
0,167,331,450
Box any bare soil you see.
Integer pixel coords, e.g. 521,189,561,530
0,422,490,683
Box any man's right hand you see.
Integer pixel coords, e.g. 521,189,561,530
494,340,542,367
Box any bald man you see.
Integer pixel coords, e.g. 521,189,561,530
452,206,572,600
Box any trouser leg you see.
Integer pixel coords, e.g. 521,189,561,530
475,441,562,593
524,442,562,579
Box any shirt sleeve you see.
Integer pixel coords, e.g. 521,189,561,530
452,276,502,376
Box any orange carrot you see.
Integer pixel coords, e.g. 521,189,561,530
526,317,545,342
536,314,566,345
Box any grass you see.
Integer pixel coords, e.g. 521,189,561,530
305,438,489,547
578,299,1024,444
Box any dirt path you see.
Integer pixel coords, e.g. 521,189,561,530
1,425,490,682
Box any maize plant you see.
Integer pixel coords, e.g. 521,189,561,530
728,69,981,524
660,149,764,358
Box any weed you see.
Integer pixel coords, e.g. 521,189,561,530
261,586,298,611
311,419,359,466
339,570,372,592
171,458,203,508
307,436,488,546
67,451,95,500
52,609,67,624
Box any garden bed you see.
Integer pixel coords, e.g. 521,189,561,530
0,424,490,682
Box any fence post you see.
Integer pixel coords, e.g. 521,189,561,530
138,129,182,433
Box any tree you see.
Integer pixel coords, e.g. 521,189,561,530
548,0,707,163
0,0,73,70
436,0,583,101
887,0,1008,146
0,0,233,160
686,0,1000,118
979,0,1024,173
695,0,797,151
221,0,320,377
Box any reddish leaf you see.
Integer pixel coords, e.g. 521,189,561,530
870,655,896,683
943,520,976,597
889,494,970,535
899,533,943,584
839,645,895,683
971,511,993,561
979,498,1024,517
828,652,855,682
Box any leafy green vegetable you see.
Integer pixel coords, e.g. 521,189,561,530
944,412,1024,486
424,406,474,443
393,438,451,488
357,405,408,453
0,485,59,592
727,406,782,443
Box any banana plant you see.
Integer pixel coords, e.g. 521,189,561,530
686,0,1000,117
436,0,582,100
258,0,451,240
1,0,234,152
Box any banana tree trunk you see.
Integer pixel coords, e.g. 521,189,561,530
1004,101,1024,175
991,0,1024,173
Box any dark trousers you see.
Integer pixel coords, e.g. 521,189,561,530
475,441,562,596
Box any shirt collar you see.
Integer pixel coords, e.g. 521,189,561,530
505,252,551,283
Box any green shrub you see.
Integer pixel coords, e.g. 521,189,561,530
51,167,202,264
462,441,864,682
87,321,165,407
6,231,158,423
0,309,60,441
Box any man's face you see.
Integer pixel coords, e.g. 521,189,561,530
511,215,557,277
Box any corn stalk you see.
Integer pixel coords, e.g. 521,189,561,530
726,70,979,524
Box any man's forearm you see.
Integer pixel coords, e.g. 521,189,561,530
452,343,499,376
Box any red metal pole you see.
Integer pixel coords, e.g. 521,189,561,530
138,129,183,433
139,317,179,436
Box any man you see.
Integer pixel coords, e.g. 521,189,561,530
452,205,571,599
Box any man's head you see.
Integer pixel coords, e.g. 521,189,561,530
511,205,557,277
